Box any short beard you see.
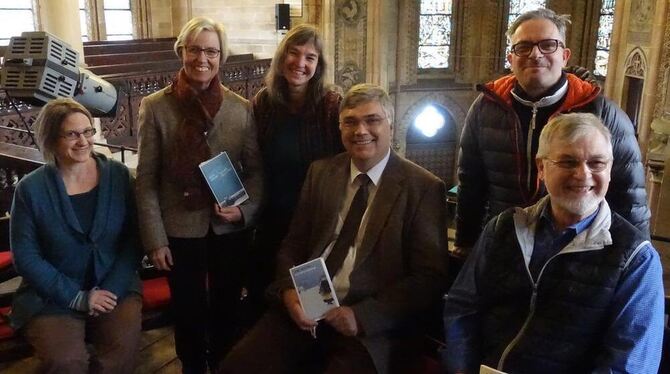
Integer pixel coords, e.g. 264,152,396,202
551,194,601,219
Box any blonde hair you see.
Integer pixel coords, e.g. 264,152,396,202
174,16,228,62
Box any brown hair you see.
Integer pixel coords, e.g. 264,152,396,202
34,98,93,164
265,24,327,108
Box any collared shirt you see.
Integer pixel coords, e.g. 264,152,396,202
530,203,664,372
528,203,597,280
325,149,391,299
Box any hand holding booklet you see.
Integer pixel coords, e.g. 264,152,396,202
289,258,339,321
199,151,249,207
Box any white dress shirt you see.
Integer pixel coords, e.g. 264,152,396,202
323,148,391,300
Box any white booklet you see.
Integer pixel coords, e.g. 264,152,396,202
289,258,339,321
199,151,249,207
480,365,507,374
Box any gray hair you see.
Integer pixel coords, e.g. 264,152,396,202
537,113,612,159
507,8,571,43
340,83,394,125
34,98,93,164
174,16,228,62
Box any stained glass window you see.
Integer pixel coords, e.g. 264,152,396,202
504,0,546,69
0,1,35,46
594,0,615,76
418,0,453,69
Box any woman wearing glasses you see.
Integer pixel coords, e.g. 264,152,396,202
247,24,343,320
135,16,262,373
10,98,143,372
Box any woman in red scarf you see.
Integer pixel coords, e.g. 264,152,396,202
135,16,262,373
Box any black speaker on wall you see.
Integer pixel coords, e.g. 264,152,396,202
276,4,290,30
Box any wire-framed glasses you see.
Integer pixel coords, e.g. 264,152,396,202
61,127,97,140
185,46,221,59
544,157,611,172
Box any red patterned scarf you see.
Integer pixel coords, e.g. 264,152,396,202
168,68,223,210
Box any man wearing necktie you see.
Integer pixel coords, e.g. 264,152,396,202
221,84,448,374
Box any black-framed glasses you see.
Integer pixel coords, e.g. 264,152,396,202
61,127,97,140
340,116,387,130
511,39,565,57
544,158,611,173
185,46,221,59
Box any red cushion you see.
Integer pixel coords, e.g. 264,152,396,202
0,252,12,269
0,306,15,340
142,277,171,311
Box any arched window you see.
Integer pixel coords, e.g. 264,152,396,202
418,0,453,69
0,1,35,46
504,0,546,70
406,104,458,185
594,0,615,77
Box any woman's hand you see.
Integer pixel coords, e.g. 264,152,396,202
213,204,242,223
88,289,118,316
150,246,173,271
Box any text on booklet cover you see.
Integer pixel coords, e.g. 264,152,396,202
199,151,249,207
290,258,339,321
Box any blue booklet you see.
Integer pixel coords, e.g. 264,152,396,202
199,151,249,207
289,258,339,321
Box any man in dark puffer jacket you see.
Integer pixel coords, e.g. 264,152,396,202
443,113,664,374
453,8,649,258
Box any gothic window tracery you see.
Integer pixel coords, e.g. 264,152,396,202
418,0,452,69
594,0,615,77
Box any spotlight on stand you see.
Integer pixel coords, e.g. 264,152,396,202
0,31,117,117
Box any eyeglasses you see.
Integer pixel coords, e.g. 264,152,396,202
340,116,387,130
61,127,97,140
510,39,565,57
185,46,221,59
544,158,611,172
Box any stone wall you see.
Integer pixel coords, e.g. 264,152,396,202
147,0,317,58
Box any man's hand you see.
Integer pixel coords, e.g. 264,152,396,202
214,204,242,223
88,289,117,316
282,289,318,331
150,246,173,271
324,306,358,336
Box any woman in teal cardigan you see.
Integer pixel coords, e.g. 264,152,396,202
10,98,143,373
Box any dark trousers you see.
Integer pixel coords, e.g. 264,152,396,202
246,215,291,323
220,308,377,374
168,228,252,374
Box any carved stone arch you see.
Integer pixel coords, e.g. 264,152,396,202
395,93,467,153
624,47,648,79
394,93,467,184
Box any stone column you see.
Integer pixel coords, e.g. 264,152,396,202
39,0,84,60
171,0,192,33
